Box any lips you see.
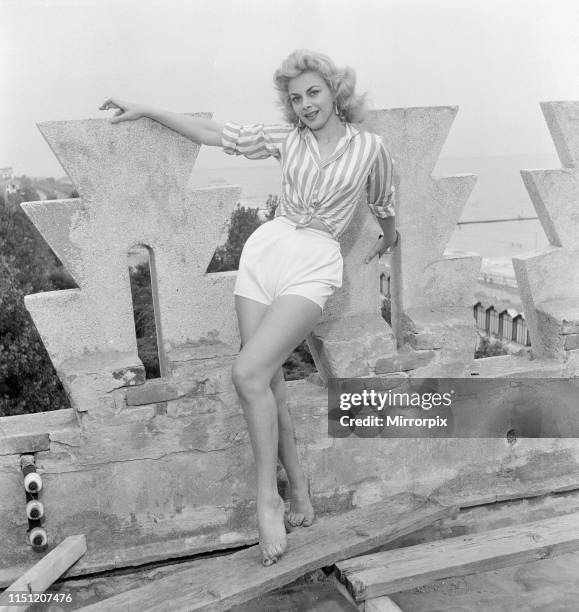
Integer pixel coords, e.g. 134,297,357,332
303,110,319,121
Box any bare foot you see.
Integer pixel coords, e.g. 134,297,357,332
286,486,315,527
258,495,287,566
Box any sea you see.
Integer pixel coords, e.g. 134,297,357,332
190,153,559,278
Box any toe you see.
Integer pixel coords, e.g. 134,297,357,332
283,514,295,533
301,515,315,527
288,512,304,527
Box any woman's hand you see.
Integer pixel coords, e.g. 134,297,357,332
99,98,147,124
363,230,400,264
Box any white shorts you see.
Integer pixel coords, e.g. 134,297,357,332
234,216,343,310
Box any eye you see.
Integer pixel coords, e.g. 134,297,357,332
309,89,319,97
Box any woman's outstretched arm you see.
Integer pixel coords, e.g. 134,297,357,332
99,98,224,146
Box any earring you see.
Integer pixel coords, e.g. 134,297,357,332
334,102,340,116
297,118,304,129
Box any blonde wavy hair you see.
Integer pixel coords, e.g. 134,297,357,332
273,49,367,125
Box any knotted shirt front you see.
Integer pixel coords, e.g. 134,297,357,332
221,121,395,239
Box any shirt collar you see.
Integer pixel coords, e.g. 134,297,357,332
303,122,359,168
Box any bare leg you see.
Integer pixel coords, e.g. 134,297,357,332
233,295,322,565
270,368,315,527
236,298,316,529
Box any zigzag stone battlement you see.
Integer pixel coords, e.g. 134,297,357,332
0,106,577,585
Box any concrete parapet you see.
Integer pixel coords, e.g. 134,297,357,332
309,108,481,378
21,117,241,377
363,108,479,347
514,102,579,362
1,106,577,585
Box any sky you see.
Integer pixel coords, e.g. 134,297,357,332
1,0,579,177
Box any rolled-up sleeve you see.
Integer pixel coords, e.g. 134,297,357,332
221,122,293,161
366,139,395,218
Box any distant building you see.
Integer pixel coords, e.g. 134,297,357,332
1,167,21,199
0,167,12,183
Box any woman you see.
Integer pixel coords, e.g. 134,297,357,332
100,49,398,566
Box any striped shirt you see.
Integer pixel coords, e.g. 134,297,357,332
221,121,395,239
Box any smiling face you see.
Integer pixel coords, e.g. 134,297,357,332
288,71,336,131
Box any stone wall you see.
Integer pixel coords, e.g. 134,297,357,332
0,105,578,585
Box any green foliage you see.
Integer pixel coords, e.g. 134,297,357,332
381,297,392,326
46,268,77,290
129,261,160,379
282,340,316,380
207,205,262,272
0,189,72,416
475,335,509,359
1,194,57,289
0,255,69,416
264,194,279,221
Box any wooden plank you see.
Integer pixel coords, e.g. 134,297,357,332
75,493,455,612
336,511,579,601
227,581,360,612
0,535,86,611
328,574,364,611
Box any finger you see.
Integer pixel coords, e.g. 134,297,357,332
364,247,379,264
114,109,124,116
99,98,117,111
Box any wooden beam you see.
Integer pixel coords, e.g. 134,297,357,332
75,493,455,612
0,535,86,611
336,511,579,601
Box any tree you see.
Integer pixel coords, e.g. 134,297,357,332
129,261,160,379
265,194,279,220
0,255,69,416
1,193,57,289
207,205,262,272
474,334,509,359
0,191,72,416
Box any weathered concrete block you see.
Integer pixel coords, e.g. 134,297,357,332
167,342,238,364
168,354,237,397
467,354,569,378
0,433,50,456
565,350,579,376
126,379,206,406
406,331,443,350
513,249,579,358
520,168,579,251
419,252,482,309
58,351,145,412
0,409,78,456
308,314,397,380
540,101,579,169
562,320,579,334
402,306,476,360
375,345,436,374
